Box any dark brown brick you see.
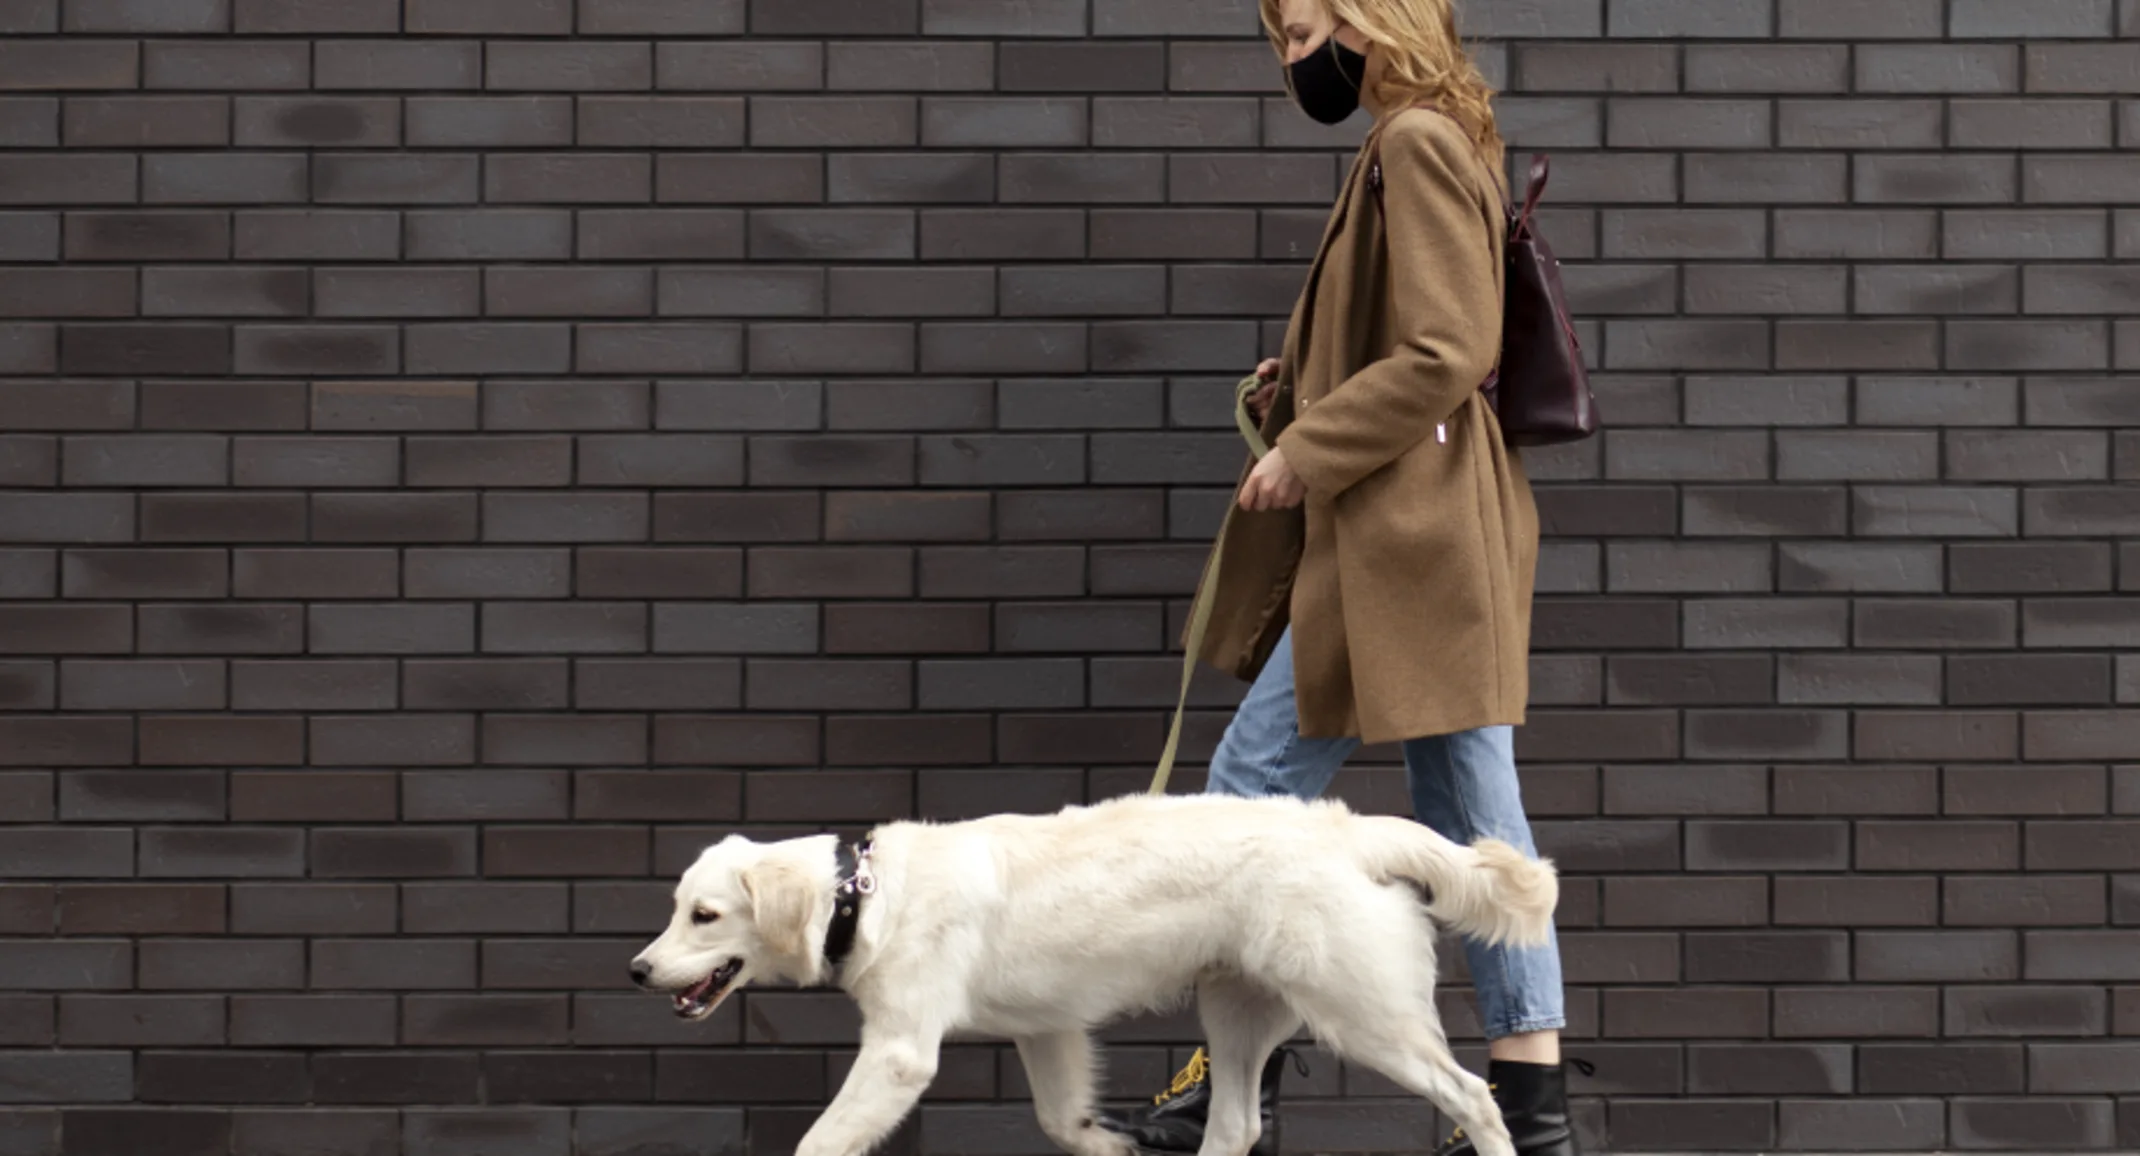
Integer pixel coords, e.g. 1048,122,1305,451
58,771,221,822
1949,765,2106,815
484,827,648,878
1950,1097,2117,1149
1686,820,1849,870
1609,1100,1775,1151
1948,875,2108,927
59,1110,230,1156
1687,931,1850,983
227,548,395,599
1775,986,1940,1038
1690,1044,1851,1095
58,884,224,935
306,819,471,877
0,717,132,767
227,994,390,1045
230,883,394,936
1860,930,2021,983
486,1052,652,1104
229,771,395,823
1947,986,2108,1038
312,1052,482,1105
138,715,303,767
142,941,302,993
1774,765,1938,815
481,938,638,991
1860,1044,2026,1094
403,771,569,822
741,769,910,823
56,658,224,712
135,1051,309,1105
403,995,569,1047
653,715,818,767
1855,819,2018,872
1774,875,1938,926
135,494,303,552
403,882,568,935
60,324,230,377
1603,988,1768,1038
139,827,303,878
399,548,567,600
58,995,224,1047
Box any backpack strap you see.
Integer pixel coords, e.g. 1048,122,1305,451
1512,153,1548,238
1367,101,1526,227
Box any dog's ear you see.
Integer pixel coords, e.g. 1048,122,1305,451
740,857,817,960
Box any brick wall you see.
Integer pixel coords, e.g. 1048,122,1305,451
2,0,2137,1152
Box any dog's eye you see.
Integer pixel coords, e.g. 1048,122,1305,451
691,909,719,925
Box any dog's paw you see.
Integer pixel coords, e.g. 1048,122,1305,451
1058,1117,1136,1156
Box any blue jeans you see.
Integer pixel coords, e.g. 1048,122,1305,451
1206,627,1566,1041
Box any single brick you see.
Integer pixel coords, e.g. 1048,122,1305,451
234,0,396,31
2026,44,2140,94
1952,0,2114,37
61,95,225,149
1781,0,1941,36
315,40,481,90
1777,99,1941,151
1858,44,2019,94
1687,45,1847,93
407,0,568,33
487,42,650,92
1609,0,1769,37
1008,41,1161,92
584,0,743,33
233,209,395,261
1609,98,1770,149
921,0,1084,36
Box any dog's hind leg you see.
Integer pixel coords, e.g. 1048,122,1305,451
1015,1031,1132,1156
1283,912,1513,1156
1306,1006,1512,1156
1195,975,1303,1156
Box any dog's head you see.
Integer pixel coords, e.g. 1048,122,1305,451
629,835,824,1020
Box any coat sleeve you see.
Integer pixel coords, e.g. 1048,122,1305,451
1275,113,1502,499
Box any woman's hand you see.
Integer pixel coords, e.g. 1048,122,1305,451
1245,357,1281,422
1238,445,1306,511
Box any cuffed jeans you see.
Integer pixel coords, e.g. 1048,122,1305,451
1206,626,1566,1041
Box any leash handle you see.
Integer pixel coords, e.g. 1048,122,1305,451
1149,373,1272,796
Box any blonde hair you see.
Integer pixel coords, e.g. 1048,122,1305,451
1263,0,1505,169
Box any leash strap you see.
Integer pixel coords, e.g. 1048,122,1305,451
1148,374,1271,796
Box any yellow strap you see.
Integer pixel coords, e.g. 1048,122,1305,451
1149,375,1272,795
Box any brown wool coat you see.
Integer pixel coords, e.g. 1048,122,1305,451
1191,104,1538,745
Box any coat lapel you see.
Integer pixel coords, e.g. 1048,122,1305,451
1281,127,1378,388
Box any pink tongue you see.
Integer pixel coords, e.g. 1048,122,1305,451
683,974,715,1000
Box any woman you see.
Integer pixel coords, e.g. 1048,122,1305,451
1099,1,1578,1155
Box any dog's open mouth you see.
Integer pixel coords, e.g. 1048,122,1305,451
673,957,743,1020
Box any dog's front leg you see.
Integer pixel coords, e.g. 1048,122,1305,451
796,1023,944,1156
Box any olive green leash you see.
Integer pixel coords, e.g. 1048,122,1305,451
1147,373,1273,796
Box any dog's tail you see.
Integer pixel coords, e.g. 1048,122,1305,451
1351,816,1558,948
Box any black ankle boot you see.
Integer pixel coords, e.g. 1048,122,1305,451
1098,1047,1301,1155
1435,1059,1590,1156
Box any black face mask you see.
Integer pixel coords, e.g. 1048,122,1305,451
1286,35,1368,125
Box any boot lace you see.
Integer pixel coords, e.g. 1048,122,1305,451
1152,1048,1210,1106
1435,1058,1593,1152
1439,1082,1496,1148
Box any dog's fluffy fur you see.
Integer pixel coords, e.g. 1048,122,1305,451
632,793,1557,1156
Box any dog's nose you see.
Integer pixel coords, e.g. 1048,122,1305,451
629,959,652,986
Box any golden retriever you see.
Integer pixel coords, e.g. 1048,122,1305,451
630,793,1555,1156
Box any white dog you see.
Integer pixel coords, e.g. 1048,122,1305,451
630,793,1556,1156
